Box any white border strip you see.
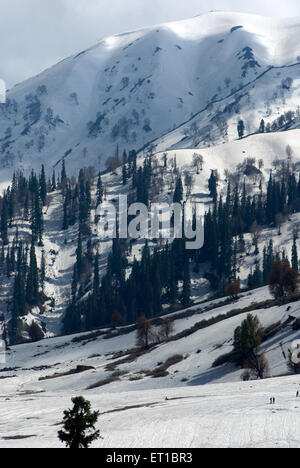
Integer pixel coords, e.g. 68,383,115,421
0,79,6,103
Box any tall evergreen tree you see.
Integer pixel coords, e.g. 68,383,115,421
58,396,100,449
96,173,103,206
237,120,245,139
51,170,56,191
61,160,67,184
40,250,46,291
208,170,217,203
1,197,9,245
292,235,299,271
26,241,39,305
173,177,184,204
39,164,47,206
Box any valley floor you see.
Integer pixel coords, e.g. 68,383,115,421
0,283,300,448
1,376,300,448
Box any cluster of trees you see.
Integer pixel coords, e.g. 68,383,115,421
199,166,300,294
238,106,298,140
62,165,94,234
247,239,299,295
63,235,192,334
9,240,45,343
3,138,300,344
134,156,152,205
63,144,300,336
0,162,79,343
0,168,46,247
136,315,175,348
234,314,269,380
63,153,195,335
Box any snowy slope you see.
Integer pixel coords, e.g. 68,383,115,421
2,12,300,182
0,285,298,395
1,282,300,447
2,127,300,337
2,376,300,448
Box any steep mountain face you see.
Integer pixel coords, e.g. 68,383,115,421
2,12,300,182
3,14,300,442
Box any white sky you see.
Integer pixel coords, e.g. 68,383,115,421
1,0,300,88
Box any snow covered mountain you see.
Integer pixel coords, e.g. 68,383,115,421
3,11,300,448
2,11,300,182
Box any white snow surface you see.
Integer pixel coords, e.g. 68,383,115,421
2,377,300,448
0,282,300,447
2,11,300,180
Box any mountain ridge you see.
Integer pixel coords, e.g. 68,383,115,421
2,11,300,184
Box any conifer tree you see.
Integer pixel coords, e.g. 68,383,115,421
31,189,44,245
292,235,299,271
39,164,47,206
259,119,265,133
173,176,184,204
40,250,46,291
76,231,83,279
122,164,128,186
0,197,8,245
58,396,100,449
93,252,100,297
61,159,67,184
11,243,27,341
51,171,56,191
96,173,103,206
26,241,39,305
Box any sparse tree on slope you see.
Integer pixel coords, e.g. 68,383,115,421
58,396,100,449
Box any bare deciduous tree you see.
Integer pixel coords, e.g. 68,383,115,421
159,317,175,340
184,171,195,198
192,153,204,174
136,315,153,348
245,353,269,380
275,213,285,236
226,280,241,300
105,155,121,172
250,221,262,254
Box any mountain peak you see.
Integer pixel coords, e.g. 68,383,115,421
1,12,300,182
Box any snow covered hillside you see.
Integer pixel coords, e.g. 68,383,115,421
2,11,300,181
2,127,300,336
1,283,300,448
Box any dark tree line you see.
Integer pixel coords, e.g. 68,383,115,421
63,236,192,334
0,168,46,246
199,169,300,294
3,146,300,340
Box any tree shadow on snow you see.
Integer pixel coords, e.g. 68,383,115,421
187,363,237,386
